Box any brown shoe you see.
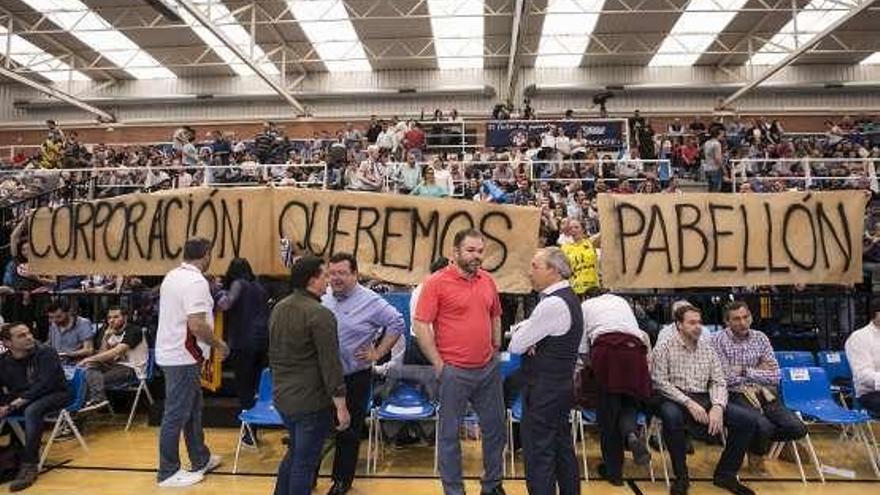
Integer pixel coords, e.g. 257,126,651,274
9,463,38,492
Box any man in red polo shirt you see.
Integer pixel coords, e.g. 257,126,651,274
414,229,505,495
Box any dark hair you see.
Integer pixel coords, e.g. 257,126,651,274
328,253,358,273
723,300,750,320
106,306,128,316
183,237,212,261
674,304,701,323
453,228,483,248
224,257,256,289
430,257,449,273
0,322,26,341
290,255,324,290
46,300,70,314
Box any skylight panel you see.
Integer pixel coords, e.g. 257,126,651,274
748,0,852,65
19,0,175,79
0,25,90,81
427,0,484,69
287,0,371,72
535,0,604,68
160,0,278,76
861,52,880,64
649,0,749,67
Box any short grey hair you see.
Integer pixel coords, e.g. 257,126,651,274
537,247,573,279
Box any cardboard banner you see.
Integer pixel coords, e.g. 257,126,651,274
598,192,867,289
27,187,541,293
485,119,626,149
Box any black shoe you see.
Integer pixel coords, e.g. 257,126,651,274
713,475,755,495
627,432,651,466
480,486,506,495
326,481,351,495
597,463,624,487
670,478,690,495
9,463,38,492
648,434,661,452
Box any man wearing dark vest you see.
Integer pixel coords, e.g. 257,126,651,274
509,247,582,495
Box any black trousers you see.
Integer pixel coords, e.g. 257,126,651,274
233,348,268,411
860,391,880,417
596,389,641,481
330,369,371,486
728,392,807,455
653,393,757,481
521,374,580,495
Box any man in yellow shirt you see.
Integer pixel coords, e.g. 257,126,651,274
561,218,599,296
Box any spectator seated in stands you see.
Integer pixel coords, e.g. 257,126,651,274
845,300,880,417
0,323,71,492
710,301,807,473
46,300,95,364
77,307,148,409
410,167,448,198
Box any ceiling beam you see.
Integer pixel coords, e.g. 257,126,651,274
172,0,305,115
506,0,526,101
0,65,115,122
718,0,878,110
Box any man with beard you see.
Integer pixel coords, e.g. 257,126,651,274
414,229,506,495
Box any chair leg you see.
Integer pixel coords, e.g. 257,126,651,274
143,383,155,405
802,431,825,483
653,420,670,487
365,411,374,476
644,423,655,483
233,423,246,474
507,411,515,477
857,423,880,478
37,417,64,472
6,421,26,445
125,383,144,432
578,414,588,482
790,440,807,484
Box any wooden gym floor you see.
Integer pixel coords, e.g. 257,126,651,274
7,414,880,495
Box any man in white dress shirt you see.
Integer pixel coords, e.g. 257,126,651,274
509,248,582,495
845,305,880,416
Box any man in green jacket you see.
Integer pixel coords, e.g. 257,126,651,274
270,255,350,495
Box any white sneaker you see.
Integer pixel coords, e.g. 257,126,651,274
194,455,222,475
158,469,204,487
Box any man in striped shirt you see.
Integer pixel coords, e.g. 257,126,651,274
651,304,757,495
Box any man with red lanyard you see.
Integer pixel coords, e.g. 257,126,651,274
414,229,506,495
155,237,229,487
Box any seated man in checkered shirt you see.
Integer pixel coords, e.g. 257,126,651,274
711,301,806,473
651,304,758,495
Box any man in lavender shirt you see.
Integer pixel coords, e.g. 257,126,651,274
322,253,405,495
711,300,806,473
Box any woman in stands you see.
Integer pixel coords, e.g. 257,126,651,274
215,257,270,448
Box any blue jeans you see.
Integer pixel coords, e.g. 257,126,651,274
706,169,722,192
274,408,332,495
157,364,212,481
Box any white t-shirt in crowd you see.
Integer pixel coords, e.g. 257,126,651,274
155,263,213,366
579,294,648,355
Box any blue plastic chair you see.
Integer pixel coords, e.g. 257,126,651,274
775,351,816,368
781,367,880,479
233,368,284,473
816,351,853,398
500,352,521,379
367,381,437,474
